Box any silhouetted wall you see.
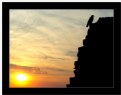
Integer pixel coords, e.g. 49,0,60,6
67,17,113,87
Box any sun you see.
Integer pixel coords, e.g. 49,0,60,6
10,73,31,87
16,74,28,82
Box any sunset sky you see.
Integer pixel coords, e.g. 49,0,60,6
10,9,113,88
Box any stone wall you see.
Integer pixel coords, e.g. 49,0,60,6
67,17,113,87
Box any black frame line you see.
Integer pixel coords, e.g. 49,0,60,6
2,2,120,95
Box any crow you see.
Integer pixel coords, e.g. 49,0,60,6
86,15,94,27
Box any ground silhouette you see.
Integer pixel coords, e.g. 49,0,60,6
67,16,113,87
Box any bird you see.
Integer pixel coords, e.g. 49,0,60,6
86,15,94,27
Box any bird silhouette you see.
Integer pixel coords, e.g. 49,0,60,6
86,15,94,27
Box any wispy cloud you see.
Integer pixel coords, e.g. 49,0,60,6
10,9,113,87
10,9,114,71
65,50,77,57
10,64,71,76
10,64,47,74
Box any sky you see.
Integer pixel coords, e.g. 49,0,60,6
10,9,113,88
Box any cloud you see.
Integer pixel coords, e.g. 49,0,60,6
10,9,113,82
43,55,65,60
10,64,72,76
65,51,77,57
10,64,47,74
10,10,114,87
44,67,71,73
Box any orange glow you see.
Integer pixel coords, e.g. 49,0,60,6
10,72,32,87
10,70,69,88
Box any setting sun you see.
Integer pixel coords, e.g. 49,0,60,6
10,71,33,87
16,74,28,82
